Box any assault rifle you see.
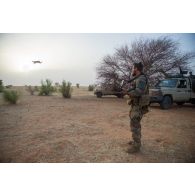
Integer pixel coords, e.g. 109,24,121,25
120,74,144,95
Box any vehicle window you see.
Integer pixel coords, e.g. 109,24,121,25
177,80,187,88
157,79,178,88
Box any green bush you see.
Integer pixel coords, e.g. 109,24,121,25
39,79,55,96
3,90,20,104
0,80,4,92
60,80,72,98
53,86,58,93
88,85,95,91
76,83,80,88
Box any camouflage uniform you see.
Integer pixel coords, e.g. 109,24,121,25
128,73,149,152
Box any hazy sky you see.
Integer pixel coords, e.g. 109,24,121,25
0,33,195,86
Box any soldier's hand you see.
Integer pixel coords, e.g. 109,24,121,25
128,93,132,98
127,99,132,105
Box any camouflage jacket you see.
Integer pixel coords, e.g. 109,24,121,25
128,74,149,103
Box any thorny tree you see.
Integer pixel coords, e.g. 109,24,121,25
97,36,195,88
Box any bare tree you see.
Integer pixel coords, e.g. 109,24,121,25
97,36,195,87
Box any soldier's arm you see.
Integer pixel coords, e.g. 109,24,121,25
128,76,147,97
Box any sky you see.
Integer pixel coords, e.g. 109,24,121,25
0,33,195,86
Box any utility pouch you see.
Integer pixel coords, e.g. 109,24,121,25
139,94,150,107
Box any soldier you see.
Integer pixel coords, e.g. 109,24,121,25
127,62,149,153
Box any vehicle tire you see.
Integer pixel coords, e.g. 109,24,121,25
96,92,102,98
160,96,173,109
190,99,195,104
176,102,185,106
192,80,195,93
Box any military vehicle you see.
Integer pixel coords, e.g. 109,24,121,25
150,71,195,109
94,84,124,98
94,74,143,98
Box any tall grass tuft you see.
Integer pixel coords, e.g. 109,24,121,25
76,83,80,88
26,85,35,95
60,80,72,98
3,90,20,104
0,80,4,92
88,85,95,91
39,79,55,96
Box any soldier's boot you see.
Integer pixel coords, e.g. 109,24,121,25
128,140,135,145
128,132,141,145
127,132,141,153
126,142,141,153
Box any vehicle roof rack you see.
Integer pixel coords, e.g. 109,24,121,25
166,74,195,79
165,68,195,79
166,74,184,78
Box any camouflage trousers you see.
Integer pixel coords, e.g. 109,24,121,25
129,105,143,144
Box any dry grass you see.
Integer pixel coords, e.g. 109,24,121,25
0,86,195,162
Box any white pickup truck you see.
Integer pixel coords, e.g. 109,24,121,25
149,74,195,109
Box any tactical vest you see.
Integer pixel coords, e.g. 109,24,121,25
138,74,150,107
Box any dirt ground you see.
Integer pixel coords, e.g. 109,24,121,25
0,87,195,163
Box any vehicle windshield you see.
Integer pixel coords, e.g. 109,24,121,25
156,79,178,88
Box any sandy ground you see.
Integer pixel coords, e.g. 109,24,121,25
0,87,195,163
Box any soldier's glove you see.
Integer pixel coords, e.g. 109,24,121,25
127,99,132,105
